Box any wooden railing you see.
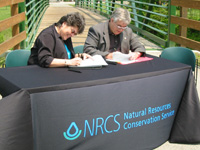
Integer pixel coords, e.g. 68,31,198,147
0,0,49,57
25,0,49,49
0,0,26,55
170,0,200,51
76,0,200,52
76,0,169,49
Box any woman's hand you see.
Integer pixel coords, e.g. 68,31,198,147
81,53,92,60
66,57,82,66
75,53,92,60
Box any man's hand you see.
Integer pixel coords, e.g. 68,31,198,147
129,52,142,60
105,53,113,59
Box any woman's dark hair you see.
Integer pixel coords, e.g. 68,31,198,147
55,12,85,34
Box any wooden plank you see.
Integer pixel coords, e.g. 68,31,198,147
171,16,200,31
170,33,200,51
0,31,26,55
0,13,25,32
0,0,24,7
171,0,200,9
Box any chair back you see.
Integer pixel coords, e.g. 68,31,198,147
5,50,31,68
74,45,84,54
160,47,196,71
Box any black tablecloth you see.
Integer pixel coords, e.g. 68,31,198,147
0,55,199,150
0,55,194,96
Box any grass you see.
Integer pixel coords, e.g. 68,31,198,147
195,53,200,67
0,6,11,67
0,6,12,44
0,6,10,21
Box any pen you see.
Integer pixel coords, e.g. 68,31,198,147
68,69,82,73
78,53,84,60
106,61,117,65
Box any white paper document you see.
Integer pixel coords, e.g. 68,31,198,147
106,51,153,65
70,55,108,68
106,52,134,64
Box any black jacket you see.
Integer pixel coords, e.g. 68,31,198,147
28,24,75,67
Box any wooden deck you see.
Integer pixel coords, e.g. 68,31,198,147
36,2,107,47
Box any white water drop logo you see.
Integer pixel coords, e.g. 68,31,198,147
63,122,82,140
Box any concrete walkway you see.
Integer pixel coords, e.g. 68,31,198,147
0,1,200,149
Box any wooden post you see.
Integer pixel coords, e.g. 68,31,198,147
19,2,26,49
11,4,20,50
169,4,176,47
180,7,187,47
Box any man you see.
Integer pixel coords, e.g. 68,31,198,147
84,8,145,60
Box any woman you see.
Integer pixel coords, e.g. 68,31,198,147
28,12,90,67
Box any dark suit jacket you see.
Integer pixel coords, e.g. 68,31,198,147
84,21,145,57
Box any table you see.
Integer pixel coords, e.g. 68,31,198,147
0,55,199,150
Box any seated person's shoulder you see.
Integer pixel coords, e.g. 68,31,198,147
37,25,55,38
37,28,55,40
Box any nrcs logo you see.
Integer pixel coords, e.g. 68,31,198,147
63,114,121,140
63,122,82,140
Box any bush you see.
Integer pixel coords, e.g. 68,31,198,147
0,34,4,44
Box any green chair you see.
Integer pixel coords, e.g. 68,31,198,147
5,49,31,68
74,45,84,54
160,47,198,83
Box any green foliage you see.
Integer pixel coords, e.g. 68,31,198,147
134,5,200,44
194,52,200,67
0,6,10,20
0,6,11,44
196,53,200,67
0,57,5,68
0,6,11,67
0,29,12,44
188,29,200,42
144,7,168,40
0,34,4,44
1,2,200,50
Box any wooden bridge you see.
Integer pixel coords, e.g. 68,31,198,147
37,2,162,55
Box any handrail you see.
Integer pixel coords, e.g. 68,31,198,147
75,0,200,51
76,0,169,48
170,0,200,51
0,0,25,55
0,0,49,56
25,0,49,49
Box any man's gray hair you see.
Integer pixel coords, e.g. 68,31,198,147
110,8,131,24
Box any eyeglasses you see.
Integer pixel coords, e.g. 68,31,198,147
116,25,127,30
114,22,127,30
71,28,78,35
